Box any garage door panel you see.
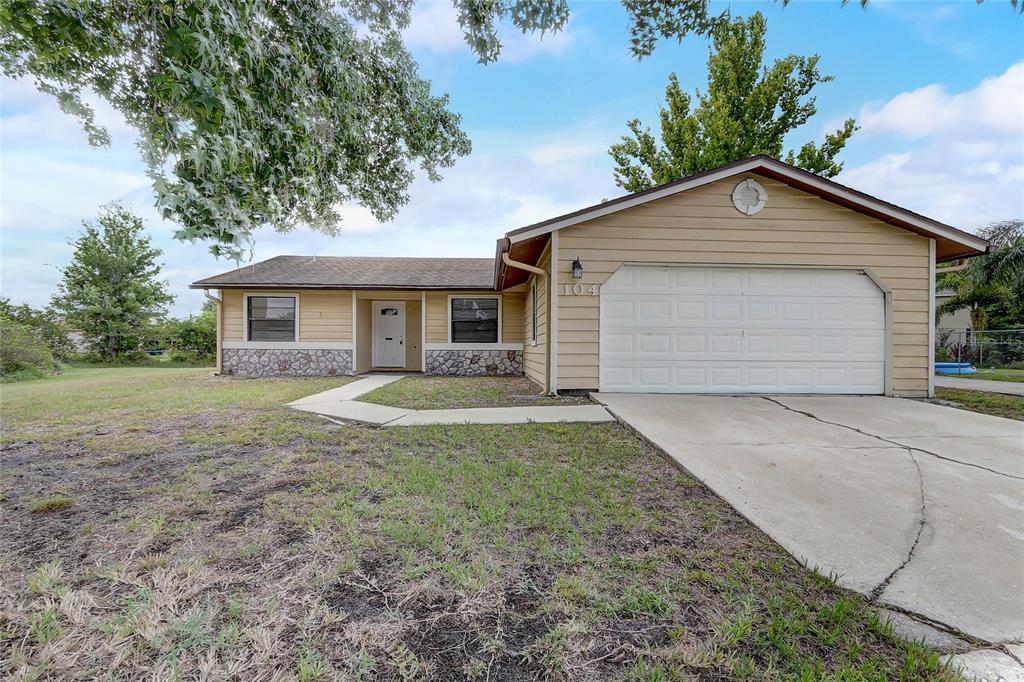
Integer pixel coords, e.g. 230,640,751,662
600,265,885,394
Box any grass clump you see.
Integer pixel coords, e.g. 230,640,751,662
29,495,77,513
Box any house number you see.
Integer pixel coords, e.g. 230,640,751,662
563,283,600,296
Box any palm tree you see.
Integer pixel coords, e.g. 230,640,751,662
936,219,1023,332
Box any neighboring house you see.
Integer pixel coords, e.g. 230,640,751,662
935,288,973,335
191,155,988,398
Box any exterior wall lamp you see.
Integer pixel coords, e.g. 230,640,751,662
570,257,584,280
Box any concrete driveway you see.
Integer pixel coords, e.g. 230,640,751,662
595,394,1024,646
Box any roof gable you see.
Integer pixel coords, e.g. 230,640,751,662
503,155,988,263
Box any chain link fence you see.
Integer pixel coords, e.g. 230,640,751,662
936,329,1024,369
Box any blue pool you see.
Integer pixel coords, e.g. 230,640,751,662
934,362,978,376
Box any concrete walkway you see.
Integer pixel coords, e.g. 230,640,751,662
595,393,1024,651
288,375,613,426
937,376,1024,396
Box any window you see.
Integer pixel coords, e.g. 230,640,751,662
530,282,537,342
248,296,296,341
451,297,499,343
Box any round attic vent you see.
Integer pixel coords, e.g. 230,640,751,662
732,179,767,215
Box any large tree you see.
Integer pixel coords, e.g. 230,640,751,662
51,204,173,360
609,12,856,192
2,2,1013,257
0,0,475,259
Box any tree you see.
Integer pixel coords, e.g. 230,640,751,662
937,219,1024,332
608,12,856,192
51,204,173,360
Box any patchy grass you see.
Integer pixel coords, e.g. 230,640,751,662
935,387,1024,421
0,369,960,680
1,366,350,436
359,375,590,410
940,368,1024,383
28,495,77,513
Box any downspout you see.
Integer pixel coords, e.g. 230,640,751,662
500,251,553,395
203,289,222,375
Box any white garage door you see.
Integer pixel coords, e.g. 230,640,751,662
600,265,885,394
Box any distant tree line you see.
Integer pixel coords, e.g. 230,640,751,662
0,204,217,381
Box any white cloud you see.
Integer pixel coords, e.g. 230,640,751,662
837,62,1024,230
855,62,1023,139
404,1,577,63
2,75,136,148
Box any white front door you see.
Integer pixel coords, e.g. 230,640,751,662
600,265,885,394
373,302,406,368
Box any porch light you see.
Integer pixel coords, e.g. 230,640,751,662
571,257,584,280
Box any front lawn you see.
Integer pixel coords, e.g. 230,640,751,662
359,375,590,410
939,368,1024,383
935,387,1024,421
0,369,957,679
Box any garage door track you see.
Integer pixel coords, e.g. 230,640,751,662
595,394,1023,648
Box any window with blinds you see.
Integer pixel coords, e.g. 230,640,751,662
248,296,296,341
450,297,498,343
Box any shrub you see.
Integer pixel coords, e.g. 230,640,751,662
169,349,200,363
0,299,74,362
167,302,217,359
1,317,57,380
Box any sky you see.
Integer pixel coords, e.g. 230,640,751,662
1,1,1022,317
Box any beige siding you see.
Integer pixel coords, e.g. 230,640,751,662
405,300,423,371
424,291,525,344
299,290,353,341
355,298,371,372
219,289,352,342
523,242,551,389
554,175,932,396
222,290,243,341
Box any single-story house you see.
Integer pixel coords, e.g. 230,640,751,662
191,155,989,397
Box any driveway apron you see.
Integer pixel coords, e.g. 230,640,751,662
595,393,1024,645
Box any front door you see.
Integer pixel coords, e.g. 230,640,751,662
373,301,406,368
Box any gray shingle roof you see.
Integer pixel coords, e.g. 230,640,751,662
191,255,496,290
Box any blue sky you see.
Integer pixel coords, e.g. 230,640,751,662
2,0,1022,316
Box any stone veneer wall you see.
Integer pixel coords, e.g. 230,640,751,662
425,349,523,376
222,348,353,377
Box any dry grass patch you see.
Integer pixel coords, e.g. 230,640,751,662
0,368,960,680
359,375,590,410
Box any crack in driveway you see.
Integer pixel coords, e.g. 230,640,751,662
869,449,927,601
760,397,1023,481
760,397,931,602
